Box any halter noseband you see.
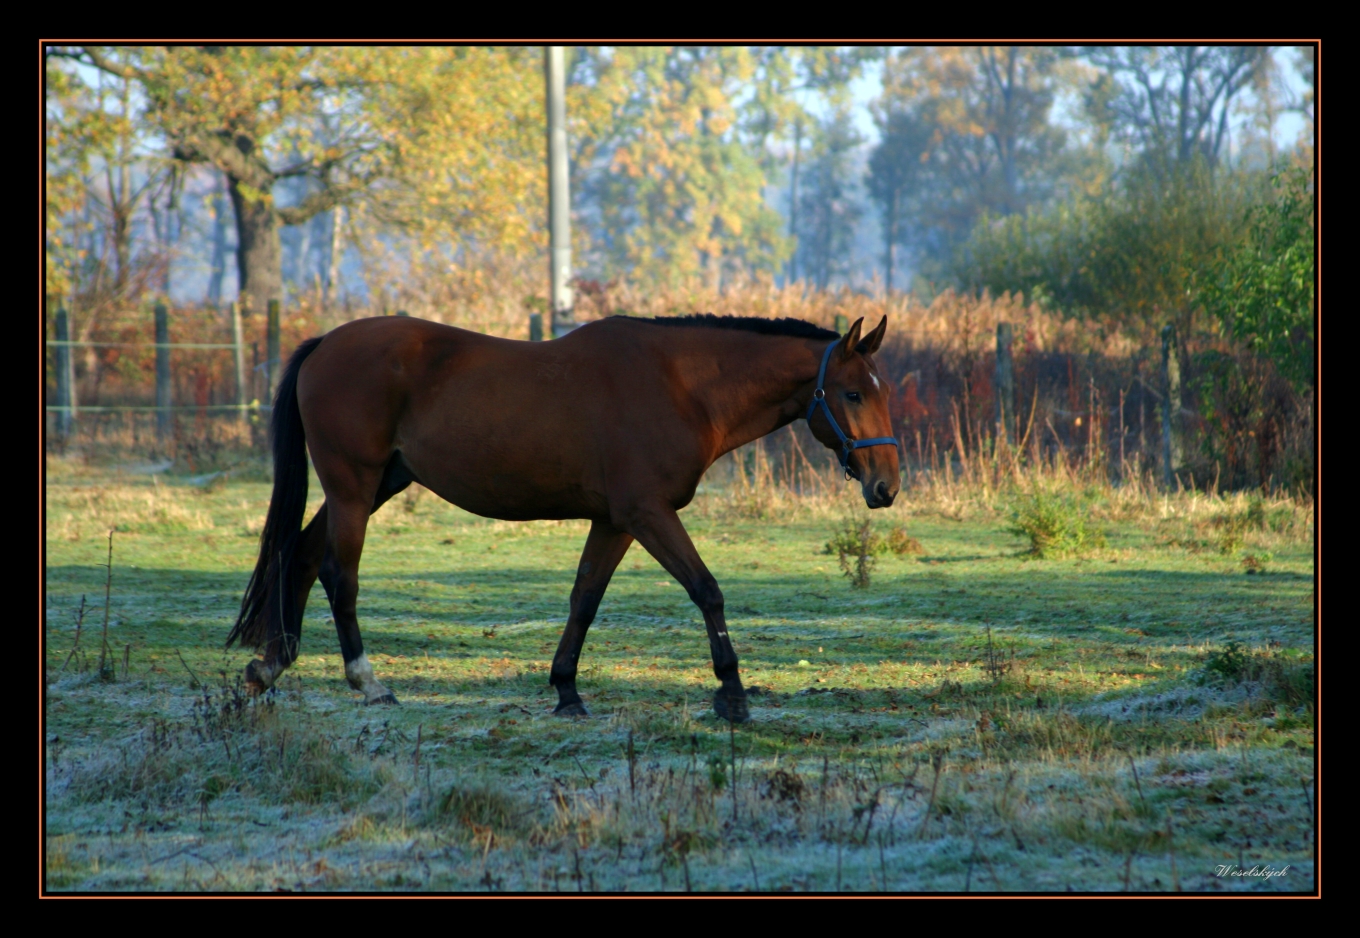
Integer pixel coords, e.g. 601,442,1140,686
806,340,899,480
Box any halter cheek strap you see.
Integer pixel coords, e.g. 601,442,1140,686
806,341,899,479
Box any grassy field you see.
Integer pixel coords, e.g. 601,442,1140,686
43,456,1315,893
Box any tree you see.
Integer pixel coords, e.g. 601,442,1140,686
570,47,788,287
962,161,1263,338
1082,46,1266,179
50,45,879,308
45,52,167,300
568,46,870,288
869,47,1076,285
959,47,1295,338
44,53,90,299
205,171,231,307
1203,167,1314,391
795,106,862,289
62,46,548,316
867,107,931,293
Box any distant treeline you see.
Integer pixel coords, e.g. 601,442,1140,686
45,45,1314,488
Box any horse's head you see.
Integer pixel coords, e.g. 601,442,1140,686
808,315,901,509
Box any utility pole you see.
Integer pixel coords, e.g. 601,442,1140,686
545,47,574,338
787,117,802,286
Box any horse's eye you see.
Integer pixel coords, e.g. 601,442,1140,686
846,392,862,403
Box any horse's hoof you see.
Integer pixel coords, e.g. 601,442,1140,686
243,660,271,696
554,700,589,717
714,690,750,724
366,693,399,706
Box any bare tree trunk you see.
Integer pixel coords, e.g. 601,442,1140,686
76,300,99,394
167,169,182,298
884,189,897,295
149,167,181,299
228,176,282,318
295,211,313,306
1000,48,1019,215
208,172,228,307
705,247,723,292
325,206,343,312
108,162,131,294
110,77,135,295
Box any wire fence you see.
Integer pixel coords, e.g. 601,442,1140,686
44,301,1311,493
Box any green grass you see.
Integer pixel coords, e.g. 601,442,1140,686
44,458,1315,892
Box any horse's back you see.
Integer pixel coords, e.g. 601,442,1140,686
296,317,706,520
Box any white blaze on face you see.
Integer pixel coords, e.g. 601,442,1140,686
870,372,881,390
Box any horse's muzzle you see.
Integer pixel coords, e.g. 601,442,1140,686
864,479,896,509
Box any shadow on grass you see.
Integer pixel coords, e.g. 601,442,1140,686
46,560,1308,718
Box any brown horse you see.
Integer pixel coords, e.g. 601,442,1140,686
228,313,900,722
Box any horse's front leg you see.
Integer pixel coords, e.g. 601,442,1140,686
550,520,634,716
622,503,748,723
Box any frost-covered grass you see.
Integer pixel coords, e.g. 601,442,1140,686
44,456,1315,892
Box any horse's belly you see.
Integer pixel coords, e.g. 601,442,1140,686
403,448,605,522
433,483,602,522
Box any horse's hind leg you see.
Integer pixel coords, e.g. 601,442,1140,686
308,454,413,701
550,520,634,716
315,456,415,705
317,493,398,705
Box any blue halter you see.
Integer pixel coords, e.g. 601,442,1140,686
806,340,899,479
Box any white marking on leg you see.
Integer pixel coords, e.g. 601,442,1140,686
345,653,393,702
251,658,280,689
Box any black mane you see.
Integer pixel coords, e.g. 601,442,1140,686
610,313,839,340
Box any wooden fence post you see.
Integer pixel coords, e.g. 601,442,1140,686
55,305,72,439
155,303,171,442
231,300,247,419
1160,323,1182,489
995,322,1014,443
267,298,281,400
834,313,849,335
1118,387,1126,476
529,312,543,342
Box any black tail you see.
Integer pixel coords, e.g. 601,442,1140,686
227,336,325,651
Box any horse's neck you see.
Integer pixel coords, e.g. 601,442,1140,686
686,334,822,458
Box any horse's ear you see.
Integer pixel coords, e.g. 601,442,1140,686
836,317,864,363
857,315,888,355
